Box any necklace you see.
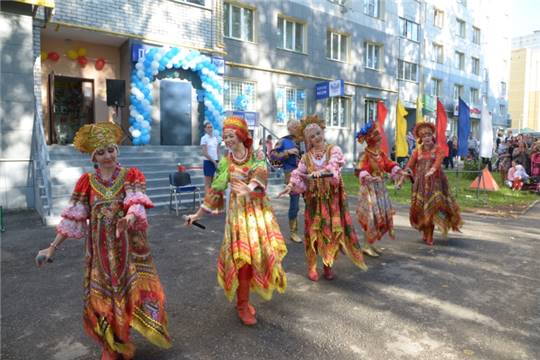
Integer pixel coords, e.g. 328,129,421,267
311,147,325,161
95,165,121,187
231,147,248,163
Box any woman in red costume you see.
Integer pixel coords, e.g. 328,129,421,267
35,123,171,360
355,121,404,257
186,116,287,326
402,122,462,245
279,115,367,281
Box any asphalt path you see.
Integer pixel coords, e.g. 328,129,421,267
1,198,539,359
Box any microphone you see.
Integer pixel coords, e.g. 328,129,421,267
310,172,333,179
183,215,206,230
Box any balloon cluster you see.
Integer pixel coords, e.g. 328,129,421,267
41,51,60,62
129,46,223,145
67,48,89,68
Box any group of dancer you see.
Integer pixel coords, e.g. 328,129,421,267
35,115,462,359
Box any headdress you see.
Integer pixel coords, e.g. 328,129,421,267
413,122,436,144
223,116,253,148
355,121,381,146
73,122,123,159
297,114,326,141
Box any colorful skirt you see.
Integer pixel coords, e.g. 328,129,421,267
356,179,395,244
217,193,287,301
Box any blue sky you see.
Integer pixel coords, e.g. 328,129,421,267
512,0,540,37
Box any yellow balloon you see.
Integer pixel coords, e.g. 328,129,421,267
41,51,48,60
77,47,87,57
67,50,78,60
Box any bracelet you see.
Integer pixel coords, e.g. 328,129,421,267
49,242,58,250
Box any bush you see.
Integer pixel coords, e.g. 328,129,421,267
462,159,481,179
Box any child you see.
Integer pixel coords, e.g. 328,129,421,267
507,160,529,190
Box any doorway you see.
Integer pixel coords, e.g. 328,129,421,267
160,79,192,145
48,74,95,144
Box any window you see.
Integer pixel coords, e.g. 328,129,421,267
455,51,464,70
277,16,305,52
457,0,467,6
364,0,379,18
433,8,444,28
364,99,378,125
470,88,479,105
224,3,254,42
499,104,505,114
329,0,346,4
471,57,480,75
453,84,464,100
456,18,466,38
431,78,442,97
276,86,305,124
326,97,350,128
397,60,418,82
364,42,381,69
224,79,256,111
327,31,348,62
184,0,205,5
500,81,507,96
473,26,481,45
432,43,443,63
399,18,419,42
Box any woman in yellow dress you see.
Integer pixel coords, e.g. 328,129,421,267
35,123,171,360
186,116,287,326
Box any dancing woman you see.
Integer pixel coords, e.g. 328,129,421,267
355,122,404,257
279,115,367,281
186,116,287,326
35,123,171,360
402,122,462,245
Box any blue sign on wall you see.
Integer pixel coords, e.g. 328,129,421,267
315,82,329,100
131,43,154,63
315,79,344,100
226,111,259,129
212,57,225,75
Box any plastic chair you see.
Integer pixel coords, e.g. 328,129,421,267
169,172,201,215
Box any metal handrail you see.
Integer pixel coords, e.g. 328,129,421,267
32,96,51,220
259,122,281,156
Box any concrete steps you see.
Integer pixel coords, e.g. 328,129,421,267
44,145,284,224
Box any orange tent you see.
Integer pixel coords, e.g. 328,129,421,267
469,168,500,191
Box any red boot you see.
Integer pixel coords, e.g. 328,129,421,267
236,265,257,325
323,265,334,280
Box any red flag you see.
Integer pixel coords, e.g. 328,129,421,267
436,98,449,157
377,100,389,155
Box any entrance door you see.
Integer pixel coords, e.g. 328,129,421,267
160,79,192,145
48,75,95,144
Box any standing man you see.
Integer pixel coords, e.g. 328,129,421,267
201,121,219,192
270,119,303,243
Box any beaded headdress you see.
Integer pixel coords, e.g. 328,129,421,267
355,121,381,145
223,116,253,148
296,114,326,142
73,123,123,157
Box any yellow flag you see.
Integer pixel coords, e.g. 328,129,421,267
416,95,423,123
396,100,409,157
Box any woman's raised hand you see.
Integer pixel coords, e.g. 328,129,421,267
278,184,292,197
35,246,55,267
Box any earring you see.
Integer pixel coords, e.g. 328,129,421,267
93,163,98,169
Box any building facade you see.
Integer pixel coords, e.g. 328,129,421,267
509,30,540,131
1,0,224,209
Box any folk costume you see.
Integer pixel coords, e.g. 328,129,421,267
56,123,171,358
288,115,367,281
404,122,462,245
355,122,403,257
201,116,287,325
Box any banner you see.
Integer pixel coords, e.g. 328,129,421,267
436,99,449,157
457,98,471,157
377,100,389,155
395,100,409,157
479,100,494,158
415,95,423,123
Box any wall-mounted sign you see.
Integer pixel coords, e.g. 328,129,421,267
212,57,225,75
315,79,344,100
226,111,259,129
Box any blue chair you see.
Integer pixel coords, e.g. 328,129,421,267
169,172,201,215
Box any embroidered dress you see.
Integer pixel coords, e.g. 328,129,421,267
202,150,287,301
290,145,367,269
56,167,171,358
356,149,401,244
406,147,462,235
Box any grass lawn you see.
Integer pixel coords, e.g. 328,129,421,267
342,171,538,212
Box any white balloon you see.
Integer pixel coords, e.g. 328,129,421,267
151,61,159,69
135,62,143,70
141,121,150,129
137,70,144,79
166,63,173,69
143,78,150,85
182,64,188,70
136,114,144,122
131,129,141,138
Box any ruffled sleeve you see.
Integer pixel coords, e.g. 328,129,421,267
290,156,308,194
324,145,345,184
201,156,229,214
56,173,90,239
249,156,268,190
123,167,154,231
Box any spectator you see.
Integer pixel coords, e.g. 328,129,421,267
407,130,416,155
201,121,220,192
444,135,456,169
512,140,530,174
265,134,273,158
497,138,512,182
506,160,529,190
467,134,479,160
